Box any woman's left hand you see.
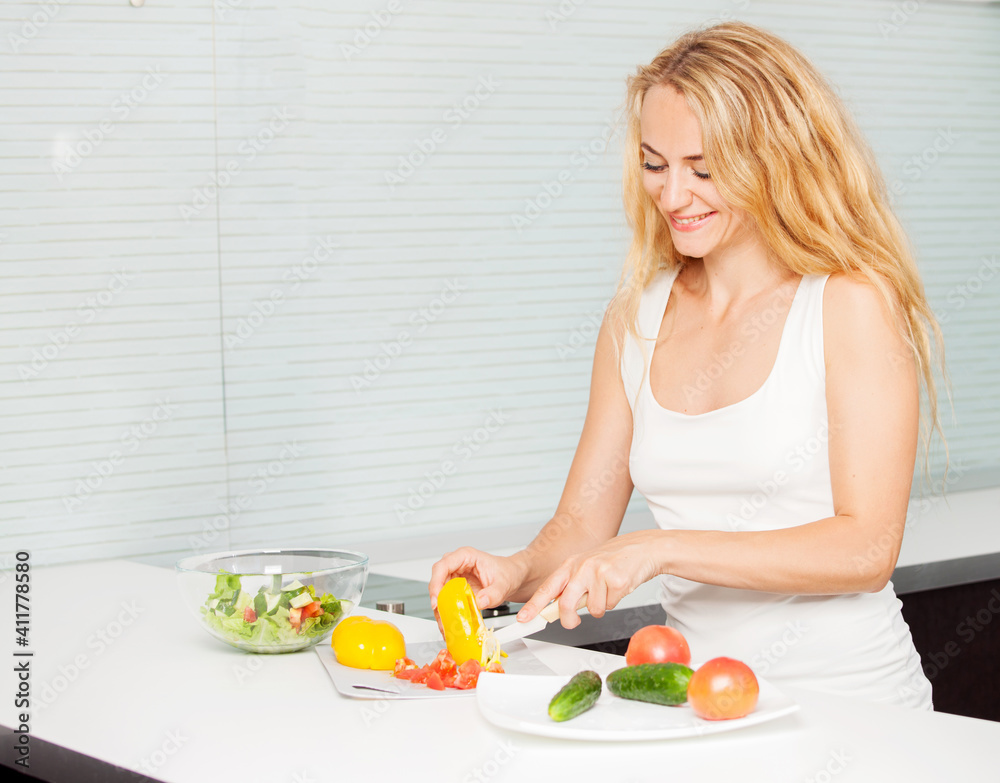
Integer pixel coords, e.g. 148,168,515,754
515,530,665,629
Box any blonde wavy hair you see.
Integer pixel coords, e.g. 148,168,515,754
608,21,948,479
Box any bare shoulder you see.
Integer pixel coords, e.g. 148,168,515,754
822,272,913,376
824,272,896,323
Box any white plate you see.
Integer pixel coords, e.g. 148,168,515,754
316,639,555,700
476,671,799,741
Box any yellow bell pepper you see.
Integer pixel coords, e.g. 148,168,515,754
437,577,487,665
331,616,406,670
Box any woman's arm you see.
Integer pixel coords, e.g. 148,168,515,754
519,274,920,626
507,312,637,601
428,310,636,610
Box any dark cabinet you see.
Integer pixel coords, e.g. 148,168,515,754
899,577,1000,722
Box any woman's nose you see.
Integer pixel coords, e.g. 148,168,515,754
658,172,691,214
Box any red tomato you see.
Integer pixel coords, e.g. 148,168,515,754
408,665,432,684
625,625,691,666
243,607,257,623
301,601,323,619
687,657,759,720
288,607,302,631
394,649,499,690
393,657,417,678
430,649,457,678
453,659,482,690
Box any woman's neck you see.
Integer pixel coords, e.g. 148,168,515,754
680,243,798,319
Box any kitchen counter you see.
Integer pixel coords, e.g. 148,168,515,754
2,560,998,782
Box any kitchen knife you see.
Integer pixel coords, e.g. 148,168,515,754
490,595,589,647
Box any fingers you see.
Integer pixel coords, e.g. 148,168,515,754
518,555,623,629
428,547,516,615
428,547,481,612
516,569,568,623
557,580,589,629
432,606,445,638
474,584,504,611
584,579,608,620
520,577,591,629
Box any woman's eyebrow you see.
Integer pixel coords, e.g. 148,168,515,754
640,142,703,161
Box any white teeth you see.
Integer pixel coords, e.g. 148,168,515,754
674,212,712,225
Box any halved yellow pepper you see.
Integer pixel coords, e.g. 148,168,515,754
437,577,486,665
331,616,406,670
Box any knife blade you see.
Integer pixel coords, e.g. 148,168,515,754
352,684,402,694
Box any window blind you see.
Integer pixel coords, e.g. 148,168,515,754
1,0,997,569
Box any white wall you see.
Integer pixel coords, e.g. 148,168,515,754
1,0,998,569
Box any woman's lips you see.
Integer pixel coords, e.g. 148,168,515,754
669,211,716,232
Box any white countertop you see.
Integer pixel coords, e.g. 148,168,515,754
896,485,1000,568
2,559,998,782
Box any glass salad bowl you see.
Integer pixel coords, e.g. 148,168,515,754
176,548,368,654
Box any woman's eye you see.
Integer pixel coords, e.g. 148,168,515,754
642,160,710,179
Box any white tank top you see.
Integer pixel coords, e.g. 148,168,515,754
620,266,932,709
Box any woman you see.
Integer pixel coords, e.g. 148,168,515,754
429,22,945,708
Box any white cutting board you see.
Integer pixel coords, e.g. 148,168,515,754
316,638,556,700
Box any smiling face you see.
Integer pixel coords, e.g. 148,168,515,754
639,84,755,262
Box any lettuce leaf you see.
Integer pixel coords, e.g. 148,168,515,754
207,573,242,603
200,575,345,649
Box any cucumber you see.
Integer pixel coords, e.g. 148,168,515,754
548,671,602,722
606,663,694,706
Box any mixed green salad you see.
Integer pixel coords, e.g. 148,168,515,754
201,573,345,648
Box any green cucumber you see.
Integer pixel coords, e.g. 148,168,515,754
548,671,602,722
606,663,694,706
253,591,268,618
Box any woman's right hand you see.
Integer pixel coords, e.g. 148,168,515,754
428,546,527,623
